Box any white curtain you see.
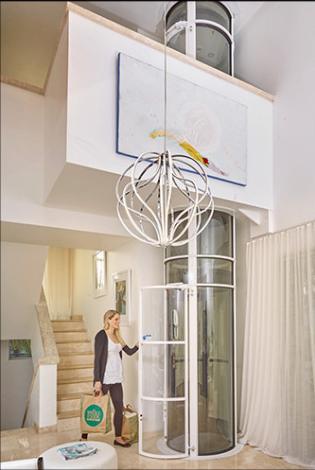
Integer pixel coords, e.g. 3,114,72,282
240,220,315,468
42,247,73,320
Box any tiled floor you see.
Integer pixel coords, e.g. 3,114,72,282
0,427,303,469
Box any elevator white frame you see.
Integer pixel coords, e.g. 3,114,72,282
166,1,235,76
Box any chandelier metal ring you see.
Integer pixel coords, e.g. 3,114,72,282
116,150,214,247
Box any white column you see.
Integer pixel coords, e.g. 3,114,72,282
188,217,198,456
185,1,196,59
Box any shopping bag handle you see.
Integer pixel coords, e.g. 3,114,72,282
124,403,134,413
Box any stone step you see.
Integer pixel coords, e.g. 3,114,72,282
57,342,92,354
55,331,89,343
58,377,93,385
58,364,94,370
58,397,81,413
57,393,83,401
58,366,93,381
71,315,83,322
58,409,81,420
52,321,85,332
58,380,92,396
59,354,94,367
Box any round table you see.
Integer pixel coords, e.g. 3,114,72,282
40,441,117,469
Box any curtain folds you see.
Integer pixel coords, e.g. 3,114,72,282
42,247,73,320
240,221,315,468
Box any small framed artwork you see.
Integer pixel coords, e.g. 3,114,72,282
93,250,107,298
112,270,131,325
9,340,32,359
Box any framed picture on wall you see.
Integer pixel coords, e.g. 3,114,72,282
93,251,107,298
112,270,131,325
8,340,32,359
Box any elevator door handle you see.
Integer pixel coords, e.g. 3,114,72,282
173,358,184,364
196,357,229,364
209,358,229,364
171,357,229,364
172,309,179,340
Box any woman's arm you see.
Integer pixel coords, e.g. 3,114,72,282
116,330,138,355
122,344,139,356
93,332,104,384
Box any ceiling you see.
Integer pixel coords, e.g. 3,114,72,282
1,1,265,92
1,221,129,251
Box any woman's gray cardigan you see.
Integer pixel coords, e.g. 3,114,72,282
93,329,138,385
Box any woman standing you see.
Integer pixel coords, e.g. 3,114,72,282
84,310,138,447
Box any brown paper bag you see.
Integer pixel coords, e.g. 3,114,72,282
80,393,112,434
121,404,138,443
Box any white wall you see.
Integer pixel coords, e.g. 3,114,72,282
44,21,68,199
1,242,48,340
0,340,34,430
66,11,273,212
0,241,59,430
1,83,44,219
235,1,315,231
72,241,164,407
24,363,57,429
1,82,127,238
38,365,57,428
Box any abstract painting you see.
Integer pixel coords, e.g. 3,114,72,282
117,53,247,186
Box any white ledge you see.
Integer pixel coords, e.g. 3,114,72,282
66,2,274,102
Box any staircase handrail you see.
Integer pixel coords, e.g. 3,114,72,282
22,298,59,427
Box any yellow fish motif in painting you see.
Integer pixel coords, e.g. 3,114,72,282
150,130,227,176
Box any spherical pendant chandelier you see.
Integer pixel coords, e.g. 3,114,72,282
116,150,214,247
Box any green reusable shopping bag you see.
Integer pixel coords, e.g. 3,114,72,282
80,393,112,434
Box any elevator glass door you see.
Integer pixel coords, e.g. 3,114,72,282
139,286,189,459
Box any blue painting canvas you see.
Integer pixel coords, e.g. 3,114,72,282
117,53,247,186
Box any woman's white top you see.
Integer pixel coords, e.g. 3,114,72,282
103,337,123,384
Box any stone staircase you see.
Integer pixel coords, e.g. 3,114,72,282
52,316,94,431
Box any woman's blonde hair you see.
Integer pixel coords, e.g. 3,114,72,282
103,309,125,346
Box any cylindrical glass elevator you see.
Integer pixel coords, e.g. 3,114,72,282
139,210,235,458
166,1,234,75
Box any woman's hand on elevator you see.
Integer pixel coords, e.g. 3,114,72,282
94,381,102,395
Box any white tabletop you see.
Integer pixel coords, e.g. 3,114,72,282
40,441,117,469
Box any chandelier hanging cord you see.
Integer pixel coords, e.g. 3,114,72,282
163,1,168,155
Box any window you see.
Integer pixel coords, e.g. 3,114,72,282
93,251,107,297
